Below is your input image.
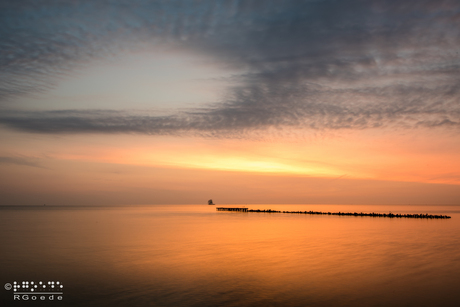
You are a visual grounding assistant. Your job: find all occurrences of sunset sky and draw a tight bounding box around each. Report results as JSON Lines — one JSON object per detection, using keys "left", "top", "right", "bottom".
{"left": 1, "top": 0, "right": 459, "bottom": 205}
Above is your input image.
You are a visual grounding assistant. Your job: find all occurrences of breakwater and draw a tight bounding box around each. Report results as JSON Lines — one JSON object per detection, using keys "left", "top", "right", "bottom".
{"left": 216, "top": 207, "right": 451, "bottom": 219}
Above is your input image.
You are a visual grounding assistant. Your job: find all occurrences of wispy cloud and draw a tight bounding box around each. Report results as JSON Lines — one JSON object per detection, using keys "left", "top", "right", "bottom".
{"left": 0, "top": 155, "right": 44, "bottom": 168}
{"left": 1, "top": 89, "right": 458, "bottom": 136}
{"left": 1, "top": 0, "right": 459, "bottom": 135}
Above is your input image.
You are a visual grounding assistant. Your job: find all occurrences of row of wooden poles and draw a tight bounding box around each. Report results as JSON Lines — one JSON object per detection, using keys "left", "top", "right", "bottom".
{"left": 215, "top": 207, "right": 451, "bottom": 219}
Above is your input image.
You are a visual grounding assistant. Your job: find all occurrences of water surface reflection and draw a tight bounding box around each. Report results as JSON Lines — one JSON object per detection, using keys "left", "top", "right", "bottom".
{"left": 1, "top": 204, "right": 459, "bottom": 306}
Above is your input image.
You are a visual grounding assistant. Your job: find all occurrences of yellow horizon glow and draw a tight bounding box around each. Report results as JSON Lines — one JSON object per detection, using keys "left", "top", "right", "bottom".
{"left": 2, "top": 127, "right": 456, "bottom": 186}
{"left": 1, "top": 127, "right": 460, "bottom": 206}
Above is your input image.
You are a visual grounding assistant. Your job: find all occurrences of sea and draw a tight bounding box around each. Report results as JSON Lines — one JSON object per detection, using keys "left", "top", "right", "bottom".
{"left": 1, "top": 204, "right": 459, "bottom": 307}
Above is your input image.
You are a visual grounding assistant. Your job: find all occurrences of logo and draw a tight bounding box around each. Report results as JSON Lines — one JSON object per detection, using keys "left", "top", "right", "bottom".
{"left": 4, "top": 281, "right": 64, "bottom": 301}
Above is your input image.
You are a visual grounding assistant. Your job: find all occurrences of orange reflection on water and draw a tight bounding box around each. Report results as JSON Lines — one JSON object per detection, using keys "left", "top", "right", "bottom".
{"left": 1, "top": 205, "right": 459, "bottom": 306}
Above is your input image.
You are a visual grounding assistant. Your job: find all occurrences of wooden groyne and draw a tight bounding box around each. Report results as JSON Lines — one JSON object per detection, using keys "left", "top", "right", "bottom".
{"left": 216, "top": 207, "right": 248, "bottom": 212}
{"left": 216, "top": 207, "right": 451, "bottom": 219}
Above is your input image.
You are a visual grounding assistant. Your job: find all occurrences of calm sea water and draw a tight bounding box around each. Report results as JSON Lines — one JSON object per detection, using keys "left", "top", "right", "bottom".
{"left": 1, "top": 204, "right": 460, "bottom": 306}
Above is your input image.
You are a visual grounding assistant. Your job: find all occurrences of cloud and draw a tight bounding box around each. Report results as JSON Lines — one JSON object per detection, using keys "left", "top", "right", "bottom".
{"left": 1, "top": 0, "right": 460, "bottom": 135}
{"left": 1, "top": 82, "right": 458, "bottom": 136}
{"left": 0, "top": 155, "right": 44, "bottom": 168}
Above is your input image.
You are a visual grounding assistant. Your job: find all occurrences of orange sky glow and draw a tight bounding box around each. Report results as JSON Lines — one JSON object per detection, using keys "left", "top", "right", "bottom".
{"left": 1, "top": 127, "right": 459, "bottom": 206}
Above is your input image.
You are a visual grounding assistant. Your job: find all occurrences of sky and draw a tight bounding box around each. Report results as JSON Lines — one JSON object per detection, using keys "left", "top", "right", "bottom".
{"left": 1, "top": 0, "right": 460, "bottom": 205}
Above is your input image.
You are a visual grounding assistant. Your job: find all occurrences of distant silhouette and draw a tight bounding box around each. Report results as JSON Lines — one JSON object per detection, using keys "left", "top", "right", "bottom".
{"left": 215, "top": 207, "right": 451, "bottom": 219}
{"left": 208, "top": 199, "right": 215, "bottom": 205}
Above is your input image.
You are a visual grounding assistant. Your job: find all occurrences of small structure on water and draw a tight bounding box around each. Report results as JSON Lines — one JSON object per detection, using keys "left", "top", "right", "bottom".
{"left": 208, "top": 199, "right": 215, "bottom": 205}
